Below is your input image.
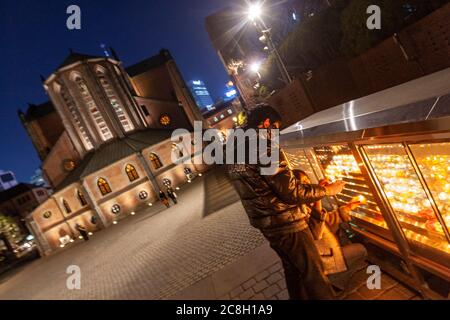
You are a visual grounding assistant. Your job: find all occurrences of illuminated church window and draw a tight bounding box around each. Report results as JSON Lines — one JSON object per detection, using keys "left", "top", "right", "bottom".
{"left": 96, "top": 67, "right": 134, "bottom": 133}
{"left": 111, "top": 204, "right": 121, "bottom": 214}
{"left": 77, "top": 190, "right": 87, "bottom": 206}
{"left": 97, "top": 178, "right": 112, "bottom": 196}
{"left": 73, "top": 74, "right": 113, "bottom": 141}
{"left": 125, "top": 164, "right": 139, "bottom": 182}
{"left": 159, "top": 114, "right": 171, "bottom": 126}
{"left": 57, "top": 83, "right": 93, "bottom": 150}
{"left": 172, "top": 143, "right": 184, "bottom": 158}
{"left": 62, "top": 199, "right": 72, "bottom": 214}
{"left": 63, "top": 159, "right": 76, "bottom": 172}
{"left": 138, "top": 190, "right": 148, "bottom": 200}
{"left": 149, "top": 153, "right": 163, "bottom": 170}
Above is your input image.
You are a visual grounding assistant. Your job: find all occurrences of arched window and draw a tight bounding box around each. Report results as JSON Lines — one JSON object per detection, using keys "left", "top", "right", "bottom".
{"left": 125, "top": 164, "right": 139, "bottom": 182}
{"left": 57, "top": 82, "right": 93, "bottom": 150}
{"left": 97, "top": 178, "right": 112, "bottom": 196}
{"left": 149, "top": 153, "right": 163, "bottom": 170}
{"left": 96, "top": 67, "right": 134, "bottom": 132}
{"left": 77, "top": 190, "right": 87, "bottom": 206}
{"left": 171, "top": 143, "right": 184, "bottom": 158}
{"left": 62, "top": 199, "right": 72, "bottom": 214}
{"left": 72, "top": 73, "right": 113, "bottom": 141}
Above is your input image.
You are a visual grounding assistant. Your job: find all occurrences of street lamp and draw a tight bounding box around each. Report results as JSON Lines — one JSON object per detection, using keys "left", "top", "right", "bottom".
{"left": 250, "top": 61, "right": 261, "bottom": 74}
{"left": 247, "top": 3, "right": 262, "bottom": 21}
{"left": 246, "top": 2, "right": 292, "bottom": 85}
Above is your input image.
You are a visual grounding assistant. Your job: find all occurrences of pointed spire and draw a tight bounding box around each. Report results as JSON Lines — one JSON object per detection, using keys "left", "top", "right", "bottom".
{"left": 110, "top": 47, "right": 120, "bottom": 61}
{"left": 18, "top": 109, "right": 26, "bottom": 122}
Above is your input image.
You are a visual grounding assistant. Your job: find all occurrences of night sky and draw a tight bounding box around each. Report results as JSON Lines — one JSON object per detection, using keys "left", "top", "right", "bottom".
{"left": 0, "top": 0, "right": 232, "bottom": 182}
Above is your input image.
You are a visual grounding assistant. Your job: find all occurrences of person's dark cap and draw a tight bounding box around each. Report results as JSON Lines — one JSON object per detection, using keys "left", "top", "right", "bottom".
{"left": 245, "top": 103, "right": 281, "bottom": 129}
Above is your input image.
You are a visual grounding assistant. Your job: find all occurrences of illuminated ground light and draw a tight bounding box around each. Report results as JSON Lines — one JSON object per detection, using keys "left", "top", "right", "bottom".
{"left": 88, "top": 232, "right": 93, "bottom": 236}
{"left": 78, "top": 236, "right": 83, "bottom": 239}
{"left": 60, "top": 244, "right": 65, "bottom": 248}
{"left": 198, "top": 173, "right": 203, "bottom": 177}
{"left": 113, "top": 221, "right": 118, "bottom": 225}
{"left": 130, "top": 211, "right": 136, "bottom": 215}
{"left": 187, "top": 180, "right": 192, "bottom": 183}
{"left": 69, "top": 239, "right": 74, "bottom": 243}
{"left": 175, "top": 187, "right": 180, "bottom": 190}
{"left": 148, "top": 203, "right": 153, "bottom": 206}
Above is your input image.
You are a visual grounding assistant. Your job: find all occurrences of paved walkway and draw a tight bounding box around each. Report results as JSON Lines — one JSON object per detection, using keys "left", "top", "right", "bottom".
{"left": 0, "top": 169, "right": 266, "bottom": 299}
{"left": 0, "top": 167, "right": 421, "bottom": 300}
{"left": 171, "top": 242, "right": 421, "bottom": 300}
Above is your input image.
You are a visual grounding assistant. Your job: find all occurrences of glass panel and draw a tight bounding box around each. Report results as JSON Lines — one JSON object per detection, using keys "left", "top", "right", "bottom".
{"left": 364, "top": 143, "right": 450, "bottom": 254}
{"left": 313, "top": 145, "right": 387, "bottom": 229}
{"left": 285, "top": 148, "right": 336, "bottom": 210}
{"left": 284, "top": 148, "right": 321, "bottom": 184}
{"left": 409, "top": 142, "right": 450, "bottom": 236}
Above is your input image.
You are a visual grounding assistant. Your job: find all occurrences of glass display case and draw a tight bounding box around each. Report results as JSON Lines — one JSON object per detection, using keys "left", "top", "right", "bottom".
{"left": 280, "top": 92, "right": 450, "bottom": 297}
{"left": 284, "top": 148, "right": 322, "bottom": 184}
{"left": 285, "top": 148, "right": 335, "bottom": 209}
{"left": 363, "top": 144, "right": 450, "bottom": 255}
{"left": 409, "top": 142, "right": 450, "bottom": 235}
{"left": 312, "top": 145, "right": 388, "bottom": 229}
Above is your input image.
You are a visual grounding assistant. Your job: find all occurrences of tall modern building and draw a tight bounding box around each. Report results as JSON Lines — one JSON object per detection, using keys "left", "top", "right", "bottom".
{"left": 30, "top": 169, "right": 49, "bottom": 188}
{"left": 188, "top": 80, "right": 214, "bottom": 113}
{"left": 0, "top": 170, "right": 18, "bottom": 191}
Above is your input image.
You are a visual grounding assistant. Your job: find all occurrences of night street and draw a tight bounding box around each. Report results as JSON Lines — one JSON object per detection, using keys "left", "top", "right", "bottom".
{"left": 0, "top": 169, "right": 267, "bottom": 299}
{"left": 1, "top": 0, "right": 449, "bottom": 306}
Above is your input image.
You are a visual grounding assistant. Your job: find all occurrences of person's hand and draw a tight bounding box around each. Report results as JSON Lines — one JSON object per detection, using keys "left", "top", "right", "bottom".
{"left": 346, "top": 201, "right": 361, "bottom": 211}
{"left": 324, "top": 180, "right": 346, "bottom": 196}
{"left": 314, "top": 200, "right": 322, "bottom": 212}
{"left": 319, "top": 179, "right": 331, "bottom": 187}
{"left": 339, "top": 207, "right": 352, "bottom": 222}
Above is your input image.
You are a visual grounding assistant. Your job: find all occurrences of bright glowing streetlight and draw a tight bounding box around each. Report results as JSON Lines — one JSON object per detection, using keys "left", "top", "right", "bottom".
{"left": 247, "top": 3, "right": 262, "bottom": 21}
{"left": 250, "top": 61, "right": 261, "bottom": 74}
{"left": 245, "top": 2, "right": 292, "bottom": 85}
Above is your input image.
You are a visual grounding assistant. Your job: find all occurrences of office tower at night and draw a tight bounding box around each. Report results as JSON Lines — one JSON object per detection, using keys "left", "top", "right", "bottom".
{"left": 0, "top": 170, "right": 18, "bottom": 191}
{"left": 188, "top": 80, "right": 214, "bottom": 112}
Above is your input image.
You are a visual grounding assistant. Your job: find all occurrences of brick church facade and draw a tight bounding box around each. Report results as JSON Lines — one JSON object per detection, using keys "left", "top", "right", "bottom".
{"left": 19, "top": 49, "right": 207, "bottom": 255}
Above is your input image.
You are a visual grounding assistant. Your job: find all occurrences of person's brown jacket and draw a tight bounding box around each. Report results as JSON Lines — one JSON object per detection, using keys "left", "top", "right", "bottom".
{"left": 226, "top": 151, "right": 327, "bottom": 237}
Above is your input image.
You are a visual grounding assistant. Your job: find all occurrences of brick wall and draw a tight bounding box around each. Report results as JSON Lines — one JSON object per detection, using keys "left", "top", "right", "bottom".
{"left": 275, "top": 4, "right": 450, "bottom": 123}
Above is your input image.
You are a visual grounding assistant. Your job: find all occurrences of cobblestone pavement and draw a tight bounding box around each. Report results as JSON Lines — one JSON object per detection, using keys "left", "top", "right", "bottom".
{"left": 0, "top": 171, "right": 266, "bottom": 300}
{"left": 220, "top": 260, "right": 421, "bottom": 300}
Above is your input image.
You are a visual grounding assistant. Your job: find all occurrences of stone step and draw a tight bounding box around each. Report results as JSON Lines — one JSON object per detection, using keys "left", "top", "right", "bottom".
{"left": 203, "top": 167, "right": 240, "bottom": 216}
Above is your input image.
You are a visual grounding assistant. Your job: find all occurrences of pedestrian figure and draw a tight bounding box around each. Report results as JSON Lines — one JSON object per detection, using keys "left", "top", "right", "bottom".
{"left": 226, "top": 104, "right": 346, "bottom": 300}
{"left": 166, "top": 186, "right": 178, "bottom": 205}
{"left": 159, "top": 190, "right": 170, "bottom": 208}
{"left": 75, "top": 223, "right": 89, "bottom": 241}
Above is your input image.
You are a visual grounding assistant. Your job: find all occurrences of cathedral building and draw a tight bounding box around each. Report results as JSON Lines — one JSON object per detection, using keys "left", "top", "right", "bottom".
{"left": 19, "top": 49, "right": 207, "bottom": 255}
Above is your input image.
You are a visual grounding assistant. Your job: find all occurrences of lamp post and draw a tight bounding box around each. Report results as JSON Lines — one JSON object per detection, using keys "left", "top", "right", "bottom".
{"left": 249, "top": 61, "right": 262, "bottom": 79}
{"left": 247, "top": 2, "right": 292, "bottom": 85}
